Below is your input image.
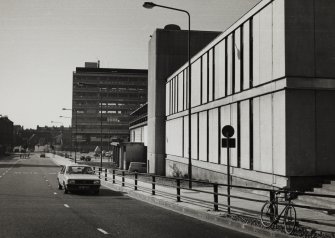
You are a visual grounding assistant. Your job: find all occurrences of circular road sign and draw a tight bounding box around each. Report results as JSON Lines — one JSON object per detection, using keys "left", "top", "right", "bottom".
{"left": 222, "top": 125, "right": 235, "bottom": 138}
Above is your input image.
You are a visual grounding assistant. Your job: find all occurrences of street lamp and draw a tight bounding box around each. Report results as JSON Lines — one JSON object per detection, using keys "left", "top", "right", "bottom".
{"left": 143, "top": 2, "right": 193, "bottom": 188}
{"left": 60, "top": 115, "right": 72, "bottom": 159}
{"left": 63, "top": 108, "right": 78, "bottom": 163}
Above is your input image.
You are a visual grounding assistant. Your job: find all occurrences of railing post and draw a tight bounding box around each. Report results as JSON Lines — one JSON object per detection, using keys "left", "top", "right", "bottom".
{"left": 176, "top": 179, "right": 181, "bottom": 202}
{"left": 213, "top": 183, "right": 219, "bottom": 211}
{"left": 269, "top": 190, "right": 276, "bottom": 219}
{"left": 112, "top": 169, "right": 115, "bottom": 184}
{"left": 98, "top": 167, "right": 101, "bottom": 179}
{"left": 105, "top": 168, "right": 107, "bottom": 181}
{"left": 135, "top": 172, "right": 138, "bottom": 190}
{"left": 122, "top": 171, "right": 125, "bottom": 187}
{"left": 152, "top": 175, "right": 156, "bottom": 195}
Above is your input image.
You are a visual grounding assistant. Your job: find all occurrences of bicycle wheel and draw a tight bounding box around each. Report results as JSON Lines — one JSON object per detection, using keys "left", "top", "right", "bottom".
{"left": 260, "top": 201, "right": 275, "bottom": 228}
{"left": 284, "top": 205, "right": 296, "bottom": 234}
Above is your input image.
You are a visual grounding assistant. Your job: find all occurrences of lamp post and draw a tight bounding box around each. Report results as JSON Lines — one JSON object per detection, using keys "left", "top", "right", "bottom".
{"left": 62, "top": 108, "right": 78, "bottom": 163}
{"left": 143, "top": 2, "right": 192, "bottom": 188}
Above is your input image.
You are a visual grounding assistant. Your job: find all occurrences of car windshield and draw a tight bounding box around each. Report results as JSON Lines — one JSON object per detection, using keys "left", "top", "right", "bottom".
{"left": 66, "top": 166, "right": 94, "bottom": 174}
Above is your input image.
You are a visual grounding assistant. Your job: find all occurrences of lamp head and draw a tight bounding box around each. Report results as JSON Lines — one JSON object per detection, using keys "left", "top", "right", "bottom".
{"left": 143, "top": 2, "right": 156, "bottom": 9}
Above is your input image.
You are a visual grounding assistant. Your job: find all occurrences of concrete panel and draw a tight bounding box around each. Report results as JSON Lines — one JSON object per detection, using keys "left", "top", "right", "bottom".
{"left": 202, "top": 54, "right": 208, "bottom": 104}
{"left": 259, "top": 4, "right": 273, "bottom": 85}
{"left": 252, "top": 14, "right": 260, "bottom": 86}
{"left": 199, "top": 111, "right": 208, "bottom": 162}
{"left": 184, "top": 70, "right": 188, "bottom": 110}
{"left": 183, "top": 116, "right": 189, "bottom": 158}
{"left": 234, "top": 28, "right": 241, "bottom": 93}
{"left": 272, "top": 0, "right": 285, "bottom": 80}
{"left": 240, "top": 100, "right": 250, "bottom": 169}
{"left": 227, "top": 35, "right": 233, "bottom": 95}
{"left": 191, "top": 59, "right": 201, "bottom": 107}
{"left": 230, "top": 103, "right": 238, "bottom": 167}
{"left": 214, "top": 40, "right": 226, "bottom": 99}
{"left": 315, "top": 0, "right": 335, "bottom": 78}
{"left": 191, "top": 114, "right": 198, "bottom": 160}
{"left": 208, "top": 49, "right": 214, "bottom": 101}
{"left": 243, "top": 21, "right": 250, "bottom": 90}
{"left": 143, "top": 125, "right": 148, "bottom": 146}
{"left": 273, "top": 91, "right": 286, "bottom": 176}
{"left": 315, "top": 91, "right": 335, "bottom": 174}
{"left": 253, "top": 97, "right": 261, "bottom": 171}
{"left": 220, "top": 105, "right": 231, "bottom": 165}
{"left": 208, "top": 109, "right": 219, "bottom": 164}
{"left": 178, "top": 72, "right": 184, "bottom": 112}
{"left": 286, "top": 90, "right": 316, "bottom": 176}
{"left": 166, "top": 118, "right": 183, "bottom": 157}
{"left": 285, "top": 0, "right": 315, "bottom": 77}
{"left": 166, "top": 83, "right": 170, "bottom": 116}
{"left": 259, "top": 94, "right": 273, "bottom": 173}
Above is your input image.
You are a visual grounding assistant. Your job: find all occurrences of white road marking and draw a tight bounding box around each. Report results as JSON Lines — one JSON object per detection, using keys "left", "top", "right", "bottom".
{"left": 97, "top": 228, "right": 109, "bottom": 235}
{"left": 45, "top": 180, "right": 48, "bottom": 182}
{"left": 48, "top": 173, "right": 57, "bottom": 175}
{"left": 53, "top": 192, "right": 57, "bottom": 195}
{"left": 64, "top": 204, "right": 70, "bottom": 208}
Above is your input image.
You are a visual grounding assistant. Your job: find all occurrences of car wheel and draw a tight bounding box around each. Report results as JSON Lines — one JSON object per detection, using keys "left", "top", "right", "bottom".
{"left": 58, "top": 181, "right": 62, "bottom": 190}
{"left": 94, "top": 190, "right": 99, "bottom": 195}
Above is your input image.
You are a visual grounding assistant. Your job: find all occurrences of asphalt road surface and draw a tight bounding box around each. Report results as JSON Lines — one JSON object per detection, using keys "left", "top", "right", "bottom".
{"left": 0, "top": 154, "right": 256, "bottom": 238}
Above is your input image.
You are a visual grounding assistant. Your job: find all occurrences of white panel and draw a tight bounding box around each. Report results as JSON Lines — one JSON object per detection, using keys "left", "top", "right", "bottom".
{"left": 260, "top": 94, "right": 273, "bottom": 173}
{"left": 199, "top": 111, "right": 208, "bottom": 162}
{"left": 183, "top": 116, "right": 189, "bottom": 158}
{"left": 166, "top": 118, "right": 183, "bottom": 157}
{"left": 209, "top": 109, "right": 219, "bottom": 163}
{"left": 240, "top": 100, "right": 250, "bottom": 169}
{"left": 227, "top": 35, "right": 233, "bottom": 95}
{"left": 230, "top": 103, "right": 238, "bottom": 167}
{"left": 143, "top": 125, "right": 148, "bottom": 146}
{"left": 166, "top": 83, "right": 170, "bottom": 116}
{"left": 214, "top": 40, "right": 226, "bottom": 99}
{"left": 178, "top": 73, "right": 184, "bottom": 112}
{"left": 202, "top": 54, "right": 208, "bottom": 103}
{"left": 273, "top": 91, "right": 286, "bottom": 175}
{"left": 243, "top": 21, "right": 250, "bottom": 90}
{"left": 191, "top": 114, "right": 198, "bottom": 160}
{"left": 253, "top": 14, "right": 260, "bottom": 86}
{"left": 272, "top": 0, "right": 285, "bottom": 79}
{"left": 259, "top": 4, "right": 273, "bottom": 84}
{"left": 208, "top": 49, "right": 214, "bottom": 101}
{"left": 134, "top": 127, "right": 142, "bottom": 142}
{"left": 171, "top": 80, "right": 174, "bottom": 114}
{"left": 253, "top": 97, "right": 261, "bottom": 170}
{"left": 234, "top": 29, "right": 241, "bottom": 93}
{"left": 220, "top": 105, "right": 231, "bottom": 165}
{"left": 184, "top": 71, "right": 188, "bottom": 110}
{"left": 191, "top": 59, "right": 201, "bottom": 107}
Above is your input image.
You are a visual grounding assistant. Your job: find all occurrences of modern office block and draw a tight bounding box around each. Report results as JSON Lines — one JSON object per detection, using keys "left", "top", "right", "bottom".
{"left": 165, "top": 0, "right": 335, "bottom": 190}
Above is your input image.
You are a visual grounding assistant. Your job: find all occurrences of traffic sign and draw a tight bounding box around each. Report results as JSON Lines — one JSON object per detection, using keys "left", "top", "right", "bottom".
{"left": 222, "top": 125, "right": 235, "bottom": 138}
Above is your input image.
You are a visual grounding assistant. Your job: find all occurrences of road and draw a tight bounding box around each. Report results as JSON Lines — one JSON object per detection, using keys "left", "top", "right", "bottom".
{"left": 0, "top": 154, "right": 256, "bottom": 238}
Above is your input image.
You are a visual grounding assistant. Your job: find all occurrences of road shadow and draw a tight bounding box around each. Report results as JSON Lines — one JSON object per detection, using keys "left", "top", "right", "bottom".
{"left": 68, "top": 188, "right": 128, "bottom": 198}
{"left": 13, "top": 164, "right": 60, "bottom": 168}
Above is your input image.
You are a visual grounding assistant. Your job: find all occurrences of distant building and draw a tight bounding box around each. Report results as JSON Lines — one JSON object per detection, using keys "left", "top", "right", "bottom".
{"left": 72, "top": 62, "right": 148, "bottom": 152}
{"left": 0, "top": 116, "right": 13, "bottom": 155}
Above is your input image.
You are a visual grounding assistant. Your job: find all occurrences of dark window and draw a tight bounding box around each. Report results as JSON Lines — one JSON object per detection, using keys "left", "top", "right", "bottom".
{"left": 249, "top": 99, "right": 253, "bottom": 170}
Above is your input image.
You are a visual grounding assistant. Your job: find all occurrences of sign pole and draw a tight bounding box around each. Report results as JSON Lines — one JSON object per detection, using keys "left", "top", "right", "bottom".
{"left": 227, "top": 135, "right": 231, "bottom": 215}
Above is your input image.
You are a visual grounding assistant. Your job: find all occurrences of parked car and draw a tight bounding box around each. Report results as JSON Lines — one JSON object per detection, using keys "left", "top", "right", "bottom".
{"left": 105, "top": 151, "right": 112, "bottom": 157}
{"left": 57, "top": 164, "right": 100, "bottom": 194}
{"left": 85, "top": 155, "right": 91, "bottom": 161}
{"left": 128, "top": 162, "right": 147, "bottom": 173}
{"left": 40, "top": 153, "right": 46, "bottom": 158}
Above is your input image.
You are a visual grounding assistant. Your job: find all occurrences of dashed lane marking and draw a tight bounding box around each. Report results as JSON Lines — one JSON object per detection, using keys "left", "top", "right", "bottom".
{"left": 64, "top": 204, "right": 70, "bottom": 208}
{"left": 54, "top": 192, "right": 57, "bottom": 195}
{"left": 97, "top": 228, "right": 109, "bottom": 235}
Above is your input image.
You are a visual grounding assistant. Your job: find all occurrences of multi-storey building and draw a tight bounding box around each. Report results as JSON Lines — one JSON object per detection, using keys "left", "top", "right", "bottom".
{"left": 0, "top": 116, "right": 13, "bottom": 155}
{"left": 162, "top": 0, "right": 335, "bottom": 190}
{"left": 72, "top": 62, "right": 147, "bottom": 152}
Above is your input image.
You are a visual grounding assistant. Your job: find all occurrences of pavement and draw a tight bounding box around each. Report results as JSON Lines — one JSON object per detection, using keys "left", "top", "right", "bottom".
{"left": 49, "top": 153, "right": 335, "bottom": 238}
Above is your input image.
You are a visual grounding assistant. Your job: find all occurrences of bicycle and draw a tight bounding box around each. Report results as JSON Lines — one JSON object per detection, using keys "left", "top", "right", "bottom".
{"left": 260, "top": 190, "right": 298, "bottom": 234}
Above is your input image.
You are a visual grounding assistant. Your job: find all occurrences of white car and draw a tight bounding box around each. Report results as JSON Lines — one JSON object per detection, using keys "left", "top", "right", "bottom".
{"left": 57, "top": 164, "right": 101, "bottom": 194}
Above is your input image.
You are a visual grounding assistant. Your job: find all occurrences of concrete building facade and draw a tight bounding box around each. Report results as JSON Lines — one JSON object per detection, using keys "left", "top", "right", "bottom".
{"left": 165, "top": 0, "right": 335, "bottom": 189}
{"left": 0, "top": 116, "right": 13, "bottom": 155}
{"left": 72, "top": 62, "right": 147, "bottom": 152}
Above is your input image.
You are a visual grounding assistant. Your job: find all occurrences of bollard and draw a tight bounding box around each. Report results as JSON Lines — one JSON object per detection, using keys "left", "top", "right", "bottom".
{"left": 176, "top": 179, "right": 181, "bottom": 202}
{"left": 112, "top": 169, "right": 115, "bottom": 184}
{"left": 105, "top": 168, "right": 107, "bottom": 181}
{"left": 122, "top": 171, "right": 125, "bottom": 187}
{"left": 135, "top": 172, "right": 138, "bottom": 190}
{"left": 213, "top": 183, "right": 219, "bottom": 211}
{"left": 152, "top": 176, "right": 156, "bottom": 195}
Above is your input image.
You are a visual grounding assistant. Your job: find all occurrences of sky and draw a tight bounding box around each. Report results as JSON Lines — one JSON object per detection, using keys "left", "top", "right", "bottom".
{"left": 0, "top": 0, "right": 260, "bottom": 129}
